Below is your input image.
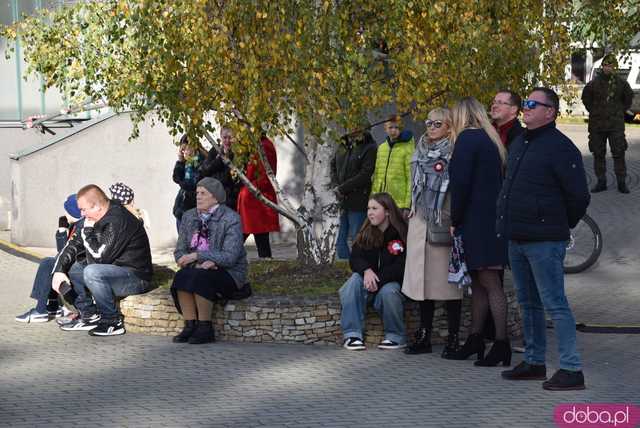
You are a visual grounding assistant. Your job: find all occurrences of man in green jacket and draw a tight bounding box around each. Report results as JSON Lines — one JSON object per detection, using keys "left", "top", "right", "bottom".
{"left": 371, "top": 115, "right": 415, "bottom": 211}
{"left": 582, "top": 54, "right": 634, "bottom": 194}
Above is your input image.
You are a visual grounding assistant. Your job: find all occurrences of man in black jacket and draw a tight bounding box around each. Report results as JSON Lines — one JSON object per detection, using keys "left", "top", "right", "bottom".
{"left": 52, "top": 184, "right": 153, "bottom": 336}
{"left": 497, "top": 88, "right": 590, "bottom": 391}
{"left": 330, "top": 131, "right": 377, "bottom": 259}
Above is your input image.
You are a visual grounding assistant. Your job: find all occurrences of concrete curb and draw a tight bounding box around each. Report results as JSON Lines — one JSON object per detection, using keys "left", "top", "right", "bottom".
{"left": 0, "top": 238, "right": 43, "bottom": 264}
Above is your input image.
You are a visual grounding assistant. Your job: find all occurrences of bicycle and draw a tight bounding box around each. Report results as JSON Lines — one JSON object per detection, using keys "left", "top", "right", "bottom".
{"left": 564, "top": 213, "right": 602, "bottom": 274}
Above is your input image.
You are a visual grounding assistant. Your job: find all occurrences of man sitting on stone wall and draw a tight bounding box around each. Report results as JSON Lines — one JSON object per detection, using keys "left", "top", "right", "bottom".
{"left": 52, "top": 184, "right": 154, "bottom": 336}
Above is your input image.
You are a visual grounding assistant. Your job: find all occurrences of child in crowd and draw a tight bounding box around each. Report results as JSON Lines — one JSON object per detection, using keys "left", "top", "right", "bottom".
{"left": 339, "top": 192, "right": 408, "bottom": 350}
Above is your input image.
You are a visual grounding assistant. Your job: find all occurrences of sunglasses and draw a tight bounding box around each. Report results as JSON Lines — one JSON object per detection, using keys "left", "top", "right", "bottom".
{"left": 522, "top": 99, "right": 553, "bottom": 110}
{"left": 425, "top": 120, "right": 444, "bottom": 129}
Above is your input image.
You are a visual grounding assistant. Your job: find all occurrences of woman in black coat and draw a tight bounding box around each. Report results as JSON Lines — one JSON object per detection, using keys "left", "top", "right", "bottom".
{"left": 447, "top": 97, "right": 510, "bottom": 367}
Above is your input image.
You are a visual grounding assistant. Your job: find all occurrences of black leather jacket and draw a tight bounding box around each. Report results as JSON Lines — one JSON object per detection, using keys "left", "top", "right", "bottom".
{"left": 53, "top": 202, "right": 153, "bottom": 281}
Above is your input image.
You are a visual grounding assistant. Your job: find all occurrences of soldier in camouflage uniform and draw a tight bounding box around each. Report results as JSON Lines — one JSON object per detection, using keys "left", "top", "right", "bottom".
{"left": 582, "top": 54, "right": 634, "bottom": 193}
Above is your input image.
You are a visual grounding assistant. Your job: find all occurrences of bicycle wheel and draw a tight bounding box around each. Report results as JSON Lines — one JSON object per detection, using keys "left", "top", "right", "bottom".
{"left": 564, "top": 214, "right": 602, "bottom": 274}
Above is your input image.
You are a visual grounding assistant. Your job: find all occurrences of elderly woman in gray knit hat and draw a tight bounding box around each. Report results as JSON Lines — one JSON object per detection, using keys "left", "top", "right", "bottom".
{"left": 171, "top": 177, "right": 248, "bottom": 344}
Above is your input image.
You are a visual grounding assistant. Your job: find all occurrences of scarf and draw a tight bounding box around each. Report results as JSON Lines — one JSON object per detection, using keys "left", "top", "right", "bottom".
{"left": 411, "top": 134, "right": 451, "bottom": 224}
{"left": 448, "top": 231, "right": 472, "bottom": 292}
{"left": 190, "top": 206, "right": 217, "bottom": 252}
{"left": 184, "top": 154, "right": 203, "bottom": 187}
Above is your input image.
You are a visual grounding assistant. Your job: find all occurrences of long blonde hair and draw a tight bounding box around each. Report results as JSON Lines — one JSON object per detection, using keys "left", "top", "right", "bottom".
{"left": 450, "top": 97, "right": 507, "bottom": 165}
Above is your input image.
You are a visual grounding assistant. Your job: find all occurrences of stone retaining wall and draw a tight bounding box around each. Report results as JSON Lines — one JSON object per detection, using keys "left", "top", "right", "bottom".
{"left": 121, "top": 277, "right": 522, "bottom": 346}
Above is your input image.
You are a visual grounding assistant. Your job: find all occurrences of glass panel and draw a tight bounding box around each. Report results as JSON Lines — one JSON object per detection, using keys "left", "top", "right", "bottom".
{"left": 20, "top": 69, "right": 43, "bottom": 118}
{"left": 43, "top": 85, "right": 65, "bottom": 116}
{"left": 0, "top": 37, "right": 18, "bottom": 120}
{"left": 16, "top": 1, "right": 38, "bottom": 19}
{"left": 0, "top": 1, "right": 13, "bottom": 26}
{"left": 41, "top": 0, "right": 63, "bottom": 11}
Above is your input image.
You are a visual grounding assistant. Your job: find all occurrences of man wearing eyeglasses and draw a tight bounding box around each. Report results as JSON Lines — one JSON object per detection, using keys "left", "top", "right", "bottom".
{"left": 497, "top": 87, "right": 590, "bottom": 391}
{"left": 582, "top": 54, "right": 634, "bottom": 193}
{"left": 490, "top": 90, "right": 524, "bottom": 148}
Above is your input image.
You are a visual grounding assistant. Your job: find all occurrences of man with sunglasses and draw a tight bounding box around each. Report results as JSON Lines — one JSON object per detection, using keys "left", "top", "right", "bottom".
{"left": 490, "top": 90, "right": 524, "bottom": 149}
{"left": 582, "top": 54, "right": 634, "bottom": 193}
{"left": 497, "top": 87, "right": 590, "bottom": 391}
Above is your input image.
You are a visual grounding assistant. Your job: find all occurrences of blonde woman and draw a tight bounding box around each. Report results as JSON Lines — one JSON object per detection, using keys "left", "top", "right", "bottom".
{"left": 402, "top": 108, "right": 462, "bottom": 357}
{"left": 446, "top": 97, "right": 510, "bottom": 367}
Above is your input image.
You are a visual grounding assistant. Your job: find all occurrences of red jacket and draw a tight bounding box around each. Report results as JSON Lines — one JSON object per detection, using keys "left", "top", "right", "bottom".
{"left": 237, "top": 137, "right": 280, "bottom": 234}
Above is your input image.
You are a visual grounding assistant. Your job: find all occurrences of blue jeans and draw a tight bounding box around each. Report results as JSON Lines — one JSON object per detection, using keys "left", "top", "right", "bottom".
{"left": 339, "top": 273, "right": 406, "bottom": 344}
{"left": 30, "top": 257, "right": 94, "bottom": 316}
{"left": 84, "top": 264, "right": 150, "bottom": 321}
{"left": 336, "top": 210, "right": 367, "bottom": 260}
{"left": 508, "top": 240, "right": 581, "bottom": 371}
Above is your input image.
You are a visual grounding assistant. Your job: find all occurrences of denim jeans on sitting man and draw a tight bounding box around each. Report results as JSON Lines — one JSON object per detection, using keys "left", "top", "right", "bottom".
{"left": 339, "top": 272, "right": 406, "bottom": 345}
{"left": 508, "top": 240, "right": 581, "bottom": 371}
{"left": 31, "top": 257, "right": 94, "bottom": 316}
{"left": 83, "top": 264, "right": 151, "bottom": 322}
{"left": 336, "top": 210, "right": 367, "bottom": 260}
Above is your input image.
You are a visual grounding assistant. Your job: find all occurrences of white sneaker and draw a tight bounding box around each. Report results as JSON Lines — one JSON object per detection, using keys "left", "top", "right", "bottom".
{"left": 343, "top": 337, "right": 366, "bottom": 351}
{"left": 59, "top": 314, "right": 101, "bottom": 331}
{"left": 15, "top": 308, "right": 50, "bottom": 323}
{"left": 377, "top": 339, "right": 406, "bottom": 350}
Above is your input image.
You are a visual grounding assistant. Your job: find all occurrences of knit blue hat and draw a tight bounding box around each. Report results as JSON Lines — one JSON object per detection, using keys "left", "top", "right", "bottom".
{"left": 63, "top": 194, "right": 81, "bottom": 219}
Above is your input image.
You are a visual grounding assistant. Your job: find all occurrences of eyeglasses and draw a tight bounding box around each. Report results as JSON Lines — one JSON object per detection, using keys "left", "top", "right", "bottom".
{"left": 425, "top": 120, "right": 444, "bottom": 129}
{"left": 491, "top": 100, "right": 514, "bottom": 107}
{"left": 522, "top": 99, "right": 553, "bottom": 110}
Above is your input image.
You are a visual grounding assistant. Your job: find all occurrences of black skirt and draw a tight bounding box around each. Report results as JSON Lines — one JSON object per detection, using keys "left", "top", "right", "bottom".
{"left": 170, "top": 267, "right": 238, "bottom": 314}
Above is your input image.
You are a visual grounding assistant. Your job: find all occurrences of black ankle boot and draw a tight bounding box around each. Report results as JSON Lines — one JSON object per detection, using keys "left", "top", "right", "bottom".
{"left": 173, "top": 319, "right": 197, "bottom": 343}
{"left": 188, "top": 320, "right": 216, "bottom": 344}
{"left": 404, "top": 328, "right": 432, "bottom": 354}
{"left": 441, "top": 333, "right": 460, "bottom": 358}
{"left": 475, "top": 339, "right": 512, "bottom": 367}
{"left": 591, "top": 178, "right": 607, "bottom": 193}
{"left": 617, "top": 176, "right": 630, "bottom": 194}
{"left": 444, "top": 333, "right": 485, "bottom": 360}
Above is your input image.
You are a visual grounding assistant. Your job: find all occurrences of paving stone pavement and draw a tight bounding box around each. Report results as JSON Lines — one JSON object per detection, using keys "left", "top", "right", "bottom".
{"left": 1, "top": 124, "right": 639, "bottom": 428}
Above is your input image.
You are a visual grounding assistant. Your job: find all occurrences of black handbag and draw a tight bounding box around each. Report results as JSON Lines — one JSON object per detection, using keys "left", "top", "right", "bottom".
{"left": 427, "top": 219, "right": 452, "bottom": 246}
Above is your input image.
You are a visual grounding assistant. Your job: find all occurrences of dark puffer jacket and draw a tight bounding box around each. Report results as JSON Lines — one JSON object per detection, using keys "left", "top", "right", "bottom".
{"left": 349, "top": 226, "right": 406, "bottom": 287}
{"left": 330, "top": 133, "right": 377, "bottom": 211}
{"left": 53, "top": 202, "right": 153, "bottom": 281}
{"left": 496, "top": 122, "right": 590, "bottom": 242}
{"left": 582, "top": 71, "right": 633, "bottom": 132}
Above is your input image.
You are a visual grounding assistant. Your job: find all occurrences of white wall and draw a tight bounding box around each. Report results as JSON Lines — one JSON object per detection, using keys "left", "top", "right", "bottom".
{"left": 8, "top": 112, "right": 304, "bottom": 248}
{"left": 0, "top": 128, "right": 51, "bottom": 230}
{"left": 10, "top": 113, "right": 178, "bottom": 247}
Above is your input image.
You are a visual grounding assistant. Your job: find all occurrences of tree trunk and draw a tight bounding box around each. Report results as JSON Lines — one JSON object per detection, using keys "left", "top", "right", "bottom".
{"left": 295, "top": 133, "right": 341, "bottom": 265}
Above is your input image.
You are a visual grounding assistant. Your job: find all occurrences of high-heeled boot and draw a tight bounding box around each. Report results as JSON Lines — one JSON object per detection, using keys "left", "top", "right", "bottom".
{"left": 441, "top": 333, "right": 460, "bottom": 359}
{"left": 404, "top": 328, "right": 432, "bottom": 354}
{"left": 188, "top": 320, "right": 216, "bottom": 344}
{"left": 444, "top": 333, "right": 485, "bottom": 360}
{"left": 475, "top": 339, "right": 511, "bottom": 367}
{"left": 172, "top": 319, "right": 197, "bottom": 343}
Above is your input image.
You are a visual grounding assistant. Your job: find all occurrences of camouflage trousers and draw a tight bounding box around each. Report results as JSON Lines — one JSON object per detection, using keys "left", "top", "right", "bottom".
{"left": 588, "top": 130, "right": 628, "bottom": 179}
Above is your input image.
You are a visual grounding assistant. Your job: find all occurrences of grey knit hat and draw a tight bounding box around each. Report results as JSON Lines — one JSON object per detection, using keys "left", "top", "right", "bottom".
{"left": 197, "top": 177, "right": 226, "bottom": 204}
